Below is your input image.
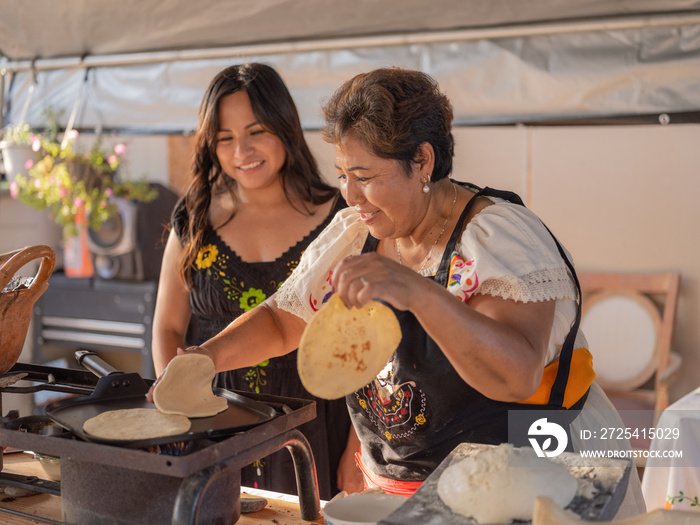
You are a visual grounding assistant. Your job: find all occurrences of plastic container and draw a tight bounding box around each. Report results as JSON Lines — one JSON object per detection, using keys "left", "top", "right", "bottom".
{"left": 33, "top": 453, "right": 61, "bottom": 481}
{"left": 323, "top": 493, "right": 407, "bottom": 525}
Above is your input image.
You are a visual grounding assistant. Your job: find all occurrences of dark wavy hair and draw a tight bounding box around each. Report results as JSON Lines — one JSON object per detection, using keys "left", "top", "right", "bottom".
{"left": 178, "top": 63, "right": 338, "bottom": 287}
{"left": 321, "top": 67, "right": 454, "bottom": 180}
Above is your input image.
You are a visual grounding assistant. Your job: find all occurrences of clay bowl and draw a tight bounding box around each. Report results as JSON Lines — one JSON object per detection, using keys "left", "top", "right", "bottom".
{"left": 0, "top": 245, "right": 56, "bottom": 374}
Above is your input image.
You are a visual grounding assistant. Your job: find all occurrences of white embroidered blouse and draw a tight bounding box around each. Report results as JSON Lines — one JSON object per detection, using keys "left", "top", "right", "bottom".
{"left": 274, "top": 196, "right": 585, "bottom": 365}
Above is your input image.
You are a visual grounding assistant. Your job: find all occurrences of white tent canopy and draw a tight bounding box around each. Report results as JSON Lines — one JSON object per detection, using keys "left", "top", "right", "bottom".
{"left": 2, "top": 0, "right": 700, "bottom": 132}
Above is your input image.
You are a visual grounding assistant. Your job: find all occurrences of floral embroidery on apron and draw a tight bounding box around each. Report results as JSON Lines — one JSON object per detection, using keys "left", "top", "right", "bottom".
{"left": 355, "top": 359, "right": 428, "bottom": 442}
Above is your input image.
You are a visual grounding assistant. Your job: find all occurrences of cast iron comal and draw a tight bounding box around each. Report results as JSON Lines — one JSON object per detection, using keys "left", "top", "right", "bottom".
{"left": 0, "top": 352, "right": 321, "bottom": 524}
{"left": 45, "top": 350, "right": 276, "bottom": 448}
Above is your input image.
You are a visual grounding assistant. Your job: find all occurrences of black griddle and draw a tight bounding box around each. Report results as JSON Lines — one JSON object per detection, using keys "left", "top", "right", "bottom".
{"left": 0, "top": 358, "right": 322, "bottom": 524}
{"left": 44, "top": 351, "right": 276, "bottom": 448}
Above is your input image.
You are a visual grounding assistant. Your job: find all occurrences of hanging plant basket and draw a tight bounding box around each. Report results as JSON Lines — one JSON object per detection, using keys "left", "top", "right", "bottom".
{"left": 65, "top": 159, "right": 116, "bottom": 192}
{"left": 1, "top": 141, "right": 42, "bottom": 183}
{"left": 10, "top": 128, "right": 157, "bottom": 239}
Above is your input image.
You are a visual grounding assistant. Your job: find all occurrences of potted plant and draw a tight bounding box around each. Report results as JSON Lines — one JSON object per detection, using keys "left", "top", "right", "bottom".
{"left": 9, "top": 129, "right": 157, "bottom": 277}
{"left": 0, "top": 122, "right": 42, "bottom": 183}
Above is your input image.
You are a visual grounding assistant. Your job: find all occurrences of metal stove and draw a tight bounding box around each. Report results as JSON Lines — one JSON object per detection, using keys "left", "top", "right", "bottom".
{"left": 0, "top": 361, "right": 321, "bottom": 524}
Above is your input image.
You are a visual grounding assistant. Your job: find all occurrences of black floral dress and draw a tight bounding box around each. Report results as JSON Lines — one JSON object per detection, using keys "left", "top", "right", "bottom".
{"left": 172, "top": 195, "right": 350, "bottom": 500}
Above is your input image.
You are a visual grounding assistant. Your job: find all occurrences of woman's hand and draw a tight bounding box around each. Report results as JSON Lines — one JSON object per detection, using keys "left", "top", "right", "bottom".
{"left": 332, "top": 251, "right": 556, "bottom": 403}
{"left": 145, "top": 346, "right": 215, "bottom": 403}
{"left": 336, "top": 426, "right": 364, "bottom": 494}
{"left": 176, "top": 345, "right": 217, "bottom": 360}
{"left": 336, "top": 449, "right": 365, "bottom": 494}
{"left": 331, "top": 252, "right": 430, "bottom": 311}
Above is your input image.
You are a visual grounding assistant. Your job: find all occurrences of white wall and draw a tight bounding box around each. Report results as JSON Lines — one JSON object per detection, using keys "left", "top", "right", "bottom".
{"left": 118, "top": 135, "right": 170, "bottom": 187}
{"left": 528, "top": 125, "right": 700, "bottom": 404}
{"left": 0, "top": 196, "right": 62, "bottom": 262}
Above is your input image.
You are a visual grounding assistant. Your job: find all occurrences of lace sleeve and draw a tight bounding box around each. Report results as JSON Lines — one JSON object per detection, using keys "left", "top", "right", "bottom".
{"left": 448, "top": 201, "right": 579, "bottom": 363}
{"left": 274, "top": 208, "right": 368, "bottom": 323}
{"left": 448, "top": 201, "right": 576, "bottom": 304}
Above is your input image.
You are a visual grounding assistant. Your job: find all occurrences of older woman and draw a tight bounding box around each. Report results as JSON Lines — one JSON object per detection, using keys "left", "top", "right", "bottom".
{"left": 160, "top": 67, "right": 645, "bottom": 515}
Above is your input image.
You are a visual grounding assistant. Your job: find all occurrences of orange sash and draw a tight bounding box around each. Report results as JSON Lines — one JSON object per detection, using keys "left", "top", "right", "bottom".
{"left": 517, "top": 347, "right": 596, "bottom": 409}
{"left": 355, "top": 451, "right": 422, "bottom": 497}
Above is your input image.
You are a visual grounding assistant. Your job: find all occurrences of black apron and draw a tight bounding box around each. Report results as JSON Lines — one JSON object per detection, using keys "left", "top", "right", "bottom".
{"left": 346, "top": 182, "right": 586, "bottom": 481}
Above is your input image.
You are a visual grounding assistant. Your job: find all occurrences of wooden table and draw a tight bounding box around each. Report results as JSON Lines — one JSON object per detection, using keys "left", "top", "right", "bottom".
{"left": 0, "top": 452, "right": 324, "bottom": 524}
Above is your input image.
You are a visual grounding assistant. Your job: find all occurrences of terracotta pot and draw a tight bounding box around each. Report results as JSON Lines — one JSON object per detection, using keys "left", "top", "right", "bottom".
{"left": 0, "top": 245, "right": 56, "bottom": 374}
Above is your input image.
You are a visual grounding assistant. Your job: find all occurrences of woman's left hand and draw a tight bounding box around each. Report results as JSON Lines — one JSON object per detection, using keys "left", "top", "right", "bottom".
{"left": 145, "top": 346, "right": 215, "bottom": 403}
{"left": 336, "top": 447, "right": 365, "bottom": 494}
{"left": 331, "top": 251, "right": 430, "bottom": 311}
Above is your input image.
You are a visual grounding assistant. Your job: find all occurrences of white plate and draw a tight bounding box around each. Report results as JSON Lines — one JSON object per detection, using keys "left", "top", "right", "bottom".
{"left": 324, "top": 493, "right": 408, "bottom": 525}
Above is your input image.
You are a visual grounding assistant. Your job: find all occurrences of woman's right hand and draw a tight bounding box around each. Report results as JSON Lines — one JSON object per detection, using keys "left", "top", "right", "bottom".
{"left": 331, "top": 251, "right": 432, "bottom": 312}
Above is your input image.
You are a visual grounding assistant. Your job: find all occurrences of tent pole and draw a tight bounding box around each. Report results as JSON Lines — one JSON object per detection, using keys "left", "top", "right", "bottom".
{"left": 4, "top": 12, "right": 700, "bottom": 74}
{"left": 0, "top": 68, "right": 7, "bottom": 128}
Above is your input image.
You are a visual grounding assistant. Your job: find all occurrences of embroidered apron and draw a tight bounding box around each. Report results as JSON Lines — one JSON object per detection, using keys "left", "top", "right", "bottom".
{"left": 347, "top": 183, "right": 590, "bottom": 482}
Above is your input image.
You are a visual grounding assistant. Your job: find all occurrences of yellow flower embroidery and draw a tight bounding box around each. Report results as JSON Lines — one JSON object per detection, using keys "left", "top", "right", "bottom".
{"left": 251, "top": 458, "right": 266, "bottom": 476}
{"left": 385, "top": 431, "right": 392, "bottom": 441}
{"left": 359, "top": 399, "right": 367, "bottom": 409}
{"left": 416, "top": 414, "right": 426, "bottom": 425}
{"left": 244, "top": 360, "right": 270, "bottom": 393}
{"left": 239, "top": 288, "right": 267, "bottom": 312}
{"left": 195, "top": 244, "right": 218, "bottom": 269}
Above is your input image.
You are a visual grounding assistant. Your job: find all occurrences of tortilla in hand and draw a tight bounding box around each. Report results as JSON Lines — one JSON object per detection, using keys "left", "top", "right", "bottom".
{"left": 83, "top": 408, "right": 191, "bottom": 440}
{"left": 298, "top": 294, "right": 402, "bottom": 399}
{"left": 153, "top": 353, "right": 229, "bottom": 418}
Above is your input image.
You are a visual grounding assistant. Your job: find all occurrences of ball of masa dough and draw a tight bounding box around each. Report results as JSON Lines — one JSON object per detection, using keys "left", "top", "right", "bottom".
{"left": 437, "top": 444, "right": 578, "bottom": 523}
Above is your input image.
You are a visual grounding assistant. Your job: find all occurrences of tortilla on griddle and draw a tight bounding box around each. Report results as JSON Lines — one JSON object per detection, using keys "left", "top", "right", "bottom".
{"left": 83, "top": 408, "right": 191, "bottom": 440}
{"left": 153, "top": 353, "right": 229, "bottom": 418}
{"left": 298, "top": 294, "right": 402, "bottom": 400}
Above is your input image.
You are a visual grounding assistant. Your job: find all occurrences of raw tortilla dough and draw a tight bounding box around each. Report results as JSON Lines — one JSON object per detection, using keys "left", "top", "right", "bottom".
{"left": 437, "top": 444, "right": 578, "bottom": 524}
{"left": 298, "top": 294, "right": 402, "bottom": 400}
{"left": 153, "top": 353, "right": 228, "bottom": 418}
{"left": 83, "top": 408, "right": 191, "bottom": 440}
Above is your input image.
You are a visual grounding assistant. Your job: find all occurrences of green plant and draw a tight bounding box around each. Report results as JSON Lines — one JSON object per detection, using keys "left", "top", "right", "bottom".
{"left": 1, "top": 122, "right": 37, "bottom": 146}
{"left": 9, "top": 129, "right": 157, "bottom": 236}
{"left": 667, "top": 491, "right": 700, "bottom": 508}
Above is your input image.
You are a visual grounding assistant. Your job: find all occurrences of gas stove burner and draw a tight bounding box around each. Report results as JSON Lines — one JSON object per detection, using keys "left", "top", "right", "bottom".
{"left": 156, "top": 440, "right": 198, "bottom": 456}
